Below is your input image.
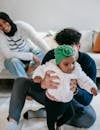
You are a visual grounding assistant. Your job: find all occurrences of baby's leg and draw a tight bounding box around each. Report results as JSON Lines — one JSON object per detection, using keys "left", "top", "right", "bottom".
{"left": 45, "top": 96, "right": 60, "bottom": 130}
{"left": 57, "top": 102, "right": 74, "bottom": 127}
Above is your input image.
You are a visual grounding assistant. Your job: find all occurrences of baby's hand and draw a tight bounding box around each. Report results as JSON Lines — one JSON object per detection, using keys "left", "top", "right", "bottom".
{"left": 91, "top": 87, "right": 98, "bottom": 96}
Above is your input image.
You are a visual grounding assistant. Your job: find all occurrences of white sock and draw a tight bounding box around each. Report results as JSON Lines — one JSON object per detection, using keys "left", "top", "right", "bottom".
{"left": 7, "top": 121, "right": 18, "bottom": 130}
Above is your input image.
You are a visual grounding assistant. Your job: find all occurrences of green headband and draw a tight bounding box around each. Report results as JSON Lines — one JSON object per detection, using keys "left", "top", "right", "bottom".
{"left": 54, "top": 45, "right": 74, "bottom": 64}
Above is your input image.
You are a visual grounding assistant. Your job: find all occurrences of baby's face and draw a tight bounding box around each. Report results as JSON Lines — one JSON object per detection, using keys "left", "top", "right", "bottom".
{"left": 58, "top": 56, "right": 76, "bottom": 73}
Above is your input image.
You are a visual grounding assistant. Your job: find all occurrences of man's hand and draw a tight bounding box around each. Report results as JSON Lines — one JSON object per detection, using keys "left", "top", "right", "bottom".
{"left": 70, "top": 79, "right": 78, "bottom": 94}
{"left": 41, "top": 70, "right": 60, "bottom": 89}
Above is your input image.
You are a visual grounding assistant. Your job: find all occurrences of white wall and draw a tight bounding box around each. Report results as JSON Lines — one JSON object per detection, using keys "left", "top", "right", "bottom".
{"left": 0, "top": 0, "right": 100, "bottom": 31}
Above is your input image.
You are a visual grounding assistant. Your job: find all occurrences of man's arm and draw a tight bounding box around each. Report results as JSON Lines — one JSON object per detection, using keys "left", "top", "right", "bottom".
{"left": 42, "top": 49, "right": 55, "bottom": 64}
{"left": 75, "top": 52, "right": 97, "bottom": 106}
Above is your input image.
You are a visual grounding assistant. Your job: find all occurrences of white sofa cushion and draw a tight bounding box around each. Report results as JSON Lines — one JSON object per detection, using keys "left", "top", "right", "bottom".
{"left": 80, "top": 30, "right": 94, "bottom": 52}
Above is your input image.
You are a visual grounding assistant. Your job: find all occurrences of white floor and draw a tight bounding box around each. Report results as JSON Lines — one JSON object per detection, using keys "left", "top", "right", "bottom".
{"left": 0, "top": 89, "right": 100, "bottom": 130}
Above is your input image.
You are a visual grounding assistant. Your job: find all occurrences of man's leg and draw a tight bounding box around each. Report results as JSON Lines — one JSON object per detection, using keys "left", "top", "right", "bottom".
{"left": 4, "top": 58, "right": 28, "bottom": 77}
{"left": 7, "top": 78, "right": 45, "bottom": 129}
{"left": 66, "top": 99, "right": 96, "bottom": 128}
{"left": 66, "top": 87, "right": 96, "bottom": 128}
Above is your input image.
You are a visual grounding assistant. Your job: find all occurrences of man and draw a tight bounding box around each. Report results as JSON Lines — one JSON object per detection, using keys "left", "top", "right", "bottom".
{"left": 7, "top": 28, "right": 96, "bottom": 130}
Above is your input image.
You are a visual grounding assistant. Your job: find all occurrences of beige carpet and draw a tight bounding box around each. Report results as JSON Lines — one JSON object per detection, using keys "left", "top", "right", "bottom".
{"left": 0, "top": 94, "right": 100, "bottom": 130}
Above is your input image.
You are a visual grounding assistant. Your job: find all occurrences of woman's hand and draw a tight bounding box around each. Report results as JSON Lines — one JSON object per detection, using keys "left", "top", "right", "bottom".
{"left": 41, "top": 70, "right": 60, "bottom": 89}
{"left": 33, "top": 55, "right": 40, "bottom": 65}
{"left": 27, "top": 55, "right": 40, "bottom": 74}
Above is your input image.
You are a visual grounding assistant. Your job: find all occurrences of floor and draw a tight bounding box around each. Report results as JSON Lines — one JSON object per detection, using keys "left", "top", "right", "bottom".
{"left": 0, "top": 78, "right": 100, "bottom": 130}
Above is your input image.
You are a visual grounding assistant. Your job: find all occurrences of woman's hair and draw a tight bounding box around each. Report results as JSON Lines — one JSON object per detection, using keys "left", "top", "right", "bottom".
{"left": 55, "top": 28, "right": 81, "bottom": 45}
{"left": 0, "top": 12, "right": 17, "bottom": 36}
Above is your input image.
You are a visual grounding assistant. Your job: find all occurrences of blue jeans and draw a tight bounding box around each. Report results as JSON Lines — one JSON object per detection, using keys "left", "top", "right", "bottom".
{"left": 8, "top": 78, "right": 96, "bottom": 128}
{"left": 4, "top": 49, "right": 44, "bottom": 77}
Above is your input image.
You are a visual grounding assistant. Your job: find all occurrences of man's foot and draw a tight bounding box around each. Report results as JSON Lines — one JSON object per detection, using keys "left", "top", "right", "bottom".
{"left": 7, "top": 121, "right": 18, "bottom": 130}
{"left": 23, "top": 108, "right": 46, "bottom": 119}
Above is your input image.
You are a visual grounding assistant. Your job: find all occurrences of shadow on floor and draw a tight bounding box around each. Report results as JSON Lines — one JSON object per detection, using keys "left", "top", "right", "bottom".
{"left": 0, "top": 79, "right": 14, "bottom": 90}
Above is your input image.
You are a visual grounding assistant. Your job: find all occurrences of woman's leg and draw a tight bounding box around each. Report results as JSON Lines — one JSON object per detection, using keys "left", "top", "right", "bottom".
{"left": 4, "top": 58, "right": 27, "bottom": 77}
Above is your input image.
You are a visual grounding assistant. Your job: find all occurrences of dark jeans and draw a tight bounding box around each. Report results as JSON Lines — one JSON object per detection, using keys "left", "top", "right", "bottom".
{"left": 8, "top": 78, "right": 96, "bottom": 128}
{"left": 45, "top": 96, "right": 74, "bottom": 130}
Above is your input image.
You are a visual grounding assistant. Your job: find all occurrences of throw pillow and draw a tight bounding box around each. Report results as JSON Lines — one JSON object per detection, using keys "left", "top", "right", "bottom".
{"left": 44, "top": 35, "right": 58, "bottom": 49}
{"left": 93, "top": 32, "right": 100, "bottom": 53}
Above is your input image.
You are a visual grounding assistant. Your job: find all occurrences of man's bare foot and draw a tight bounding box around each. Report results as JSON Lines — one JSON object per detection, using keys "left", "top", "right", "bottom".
{"left": 56, "top": 126, "right": 61, "bottom": 130}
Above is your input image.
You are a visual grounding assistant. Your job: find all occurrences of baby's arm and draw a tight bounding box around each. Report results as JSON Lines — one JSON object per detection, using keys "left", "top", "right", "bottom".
{"left": 75, "top": 62, "right": 98, "bottom": 96}
{"left": 91, "top": 87, "right": 97, "bottom": 96}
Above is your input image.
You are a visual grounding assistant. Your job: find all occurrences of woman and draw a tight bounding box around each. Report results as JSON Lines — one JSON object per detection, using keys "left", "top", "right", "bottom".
{"left": 0, "top": 12, "right": 50, "bottom": 77}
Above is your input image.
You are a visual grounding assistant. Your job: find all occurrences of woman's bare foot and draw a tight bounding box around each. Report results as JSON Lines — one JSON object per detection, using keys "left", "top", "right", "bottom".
{"left": 56, "top": 126, "right": 61, "bottom": 130}
{"left": 27, "top": 64, "right": 39, "bottom": 74}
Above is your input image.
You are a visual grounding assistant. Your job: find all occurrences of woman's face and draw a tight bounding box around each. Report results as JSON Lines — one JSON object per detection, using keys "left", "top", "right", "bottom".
{"left": 58, "top": 56, "right": 76, "bottom": 73}
{"left": 0, "top": 18, "right": 11, "bottom": 33}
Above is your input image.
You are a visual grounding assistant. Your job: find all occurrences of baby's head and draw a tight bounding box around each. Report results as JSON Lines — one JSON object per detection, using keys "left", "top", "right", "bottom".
{"left": 54, "top": 45, "right": 76, "bottom": 73}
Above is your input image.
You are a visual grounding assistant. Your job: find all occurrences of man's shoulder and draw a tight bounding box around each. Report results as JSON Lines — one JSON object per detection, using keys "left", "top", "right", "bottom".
{"left": 78, "top": 52, "right": 96, "bottom": 70}
{"left": 79, "top": 52, "right": 94, "bottom": 62}
{"left": 47, "top": 49, "right": 54, "bottom": 54}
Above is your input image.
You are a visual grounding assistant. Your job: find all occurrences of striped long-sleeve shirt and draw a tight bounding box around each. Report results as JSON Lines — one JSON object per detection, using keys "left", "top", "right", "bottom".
{"left": 0, "top": 21, "right": 50, "bottom": 61}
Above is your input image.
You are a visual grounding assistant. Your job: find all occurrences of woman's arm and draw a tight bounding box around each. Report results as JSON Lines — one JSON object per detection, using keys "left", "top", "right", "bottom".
{"left": 16, "top": 21, "right": 50, "bottom": 53}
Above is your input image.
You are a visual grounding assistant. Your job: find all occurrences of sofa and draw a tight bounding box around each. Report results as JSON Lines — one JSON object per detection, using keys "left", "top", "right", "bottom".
{"left": 0, "top": 30, "right": 100, "bottom": 79}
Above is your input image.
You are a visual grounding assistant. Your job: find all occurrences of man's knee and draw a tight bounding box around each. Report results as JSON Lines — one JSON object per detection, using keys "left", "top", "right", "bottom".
{"left": 13, "top": 78, "right": 28, "bottom": 90}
